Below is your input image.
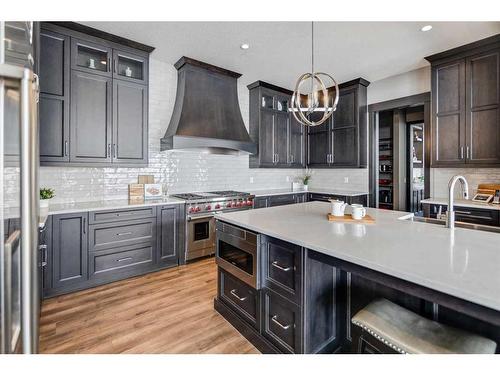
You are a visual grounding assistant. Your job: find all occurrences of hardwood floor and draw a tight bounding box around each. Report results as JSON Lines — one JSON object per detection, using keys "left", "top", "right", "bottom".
{"left": 39, "top": 258, "right": 259, "bottom": 354}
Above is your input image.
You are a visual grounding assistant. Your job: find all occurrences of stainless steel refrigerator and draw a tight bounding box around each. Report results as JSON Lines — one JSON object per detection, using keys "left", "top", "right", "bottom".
{"left": 1, "top": 21, "right": 40, "bottom": 354}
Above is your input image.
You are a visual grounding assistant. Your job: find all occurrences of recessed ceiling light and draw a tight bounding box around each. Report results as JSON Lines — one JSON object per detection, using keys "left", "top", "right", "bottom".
{"left": 240, "top": 43, "right": 250, "bottom": 50}
{"left": 421, "top": 25, "right": 433, "bottom": 32}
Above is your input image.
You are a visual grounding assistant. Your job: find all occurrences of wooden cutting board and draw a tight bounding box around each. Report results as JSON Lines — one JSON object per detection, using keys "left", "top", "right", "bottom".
{"left": 327, "top": 213, "right": 375, "bottom": 224}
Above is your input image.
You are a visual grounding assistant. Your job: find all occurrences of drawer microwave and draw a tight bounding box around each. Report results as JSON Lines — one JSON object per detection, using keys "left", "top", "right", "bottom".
{"left": 215, "top": 221, "right": 260, "bottom": 289}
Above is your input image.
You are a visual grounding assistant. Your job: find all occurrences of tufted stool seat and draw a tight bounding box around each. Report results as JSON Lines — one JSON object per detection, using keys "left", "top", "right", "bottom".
{"left": 351, "top": 298, "right": 497, "bottom": 354}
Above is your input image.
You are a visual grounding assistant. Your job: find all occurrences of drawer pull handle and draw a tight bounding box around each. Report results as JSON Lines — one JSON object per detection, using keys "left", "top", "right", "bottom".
{"left": 117, "top": 257, "right": 133, "bottom": 262}
{"left": 272, "top": 261, "right": 291, "bottom": 272}
{"left": 271, "top": 315, "right": 291, "bottom": 330}
{"left": 230, "top": 289, "right": 247, "bottom": 301}
{"left": 455, "top": 211, "right": 472, "bottom": 215}
{"left": 116, "top": 232, "right": 133, "bottom": 236}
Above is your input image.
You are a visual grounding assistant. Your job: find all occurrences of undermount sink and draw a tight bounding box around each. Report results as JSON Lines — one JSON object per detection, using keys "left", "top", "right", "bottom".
{"left": 399, "top": 214, "right": 500, "bottom": 234}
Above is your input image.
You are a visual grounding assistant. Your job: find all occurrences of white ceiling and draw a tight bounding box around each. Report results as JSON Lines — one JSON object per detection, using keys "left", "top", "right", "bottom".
{"left": 85, "top": 21, "right": 500, "bottom": 88}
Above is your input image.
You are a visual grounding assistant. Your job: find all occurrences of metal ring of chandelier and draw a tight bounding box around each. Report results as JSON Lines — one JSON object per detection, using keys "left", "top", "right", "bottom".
{"left": 290, "top": 72, "right": 339, "bottom": 127}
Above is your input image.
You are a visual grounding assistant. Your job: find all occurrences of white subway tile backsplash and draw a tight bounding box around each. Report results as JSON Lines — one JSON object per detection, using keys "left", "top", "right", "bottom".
{"left": 431, "top": 168, "right": 500, "bottom": 198}
{"left": 5, "top": 57, "right": 368, "bottom": 206}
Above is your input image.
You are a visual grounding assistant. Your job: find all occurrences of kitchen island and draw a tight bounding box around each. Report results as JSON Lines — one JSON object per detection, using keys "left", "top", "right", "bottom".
{"left": 214, "top": 202, "right": 500, "bottom": 353}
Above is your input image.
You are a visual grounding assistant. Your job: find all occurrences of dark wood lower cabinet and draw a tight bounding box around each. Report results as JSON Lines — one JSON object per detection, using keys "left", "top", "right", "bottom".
{"left": 423, "top": 203, "right": 500, "bottom": 226}
{"left": 157, "top": 204, "right": 186, "bottom": 266}
{"left": 262, "top": 288, "right": 302, "bottom": 353}
{"left": 308, "top": 192, "right": 368, "bottom": 206}
{"left": 50, "top": 212, "right": 89, "bottom": 291}
{"left": 252, "top": 193, "right": 308, "bottom": 209}
{"left": 43, "top": 203, "right": 185, "bottom": 298}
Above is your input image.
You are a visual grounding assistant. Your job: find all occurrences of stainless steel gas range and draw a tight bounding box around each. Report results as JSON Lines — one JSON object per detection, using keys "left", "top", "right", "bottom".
{"left": 171, "top": 191, "right": 254, "bottom": 261}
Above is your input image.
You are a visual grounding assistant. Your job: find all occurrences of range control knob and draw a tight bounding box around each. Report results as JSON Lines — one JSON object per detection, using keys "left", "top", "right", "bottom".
{"left": 226, "top": 202, "right": 232, "bottom": 208}
{"left": 215, "top": 204, "right": 221, "bottom": 209}
{"left": 206, "top": 205, "right": 212, "bottom": 211}
{"left": 236, "top": 201, "right": 242, "bottom": 207}
{"left": 246, "top": 200, "right": 253, "bottom": 206}
{"left": 188, "top": 207, "right": 195, "bottom": 213}
{"left": 195, "top": 206, "right": 201, "bottom": 212}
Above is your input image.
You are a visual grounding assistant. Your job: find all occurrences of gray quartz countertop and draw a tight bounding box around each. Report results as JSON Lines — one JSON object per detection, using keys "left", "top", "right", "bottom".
{"left": 250, "top": 187, "right": 369, "bottom": 197}
{"left": 421, "top": 198, "right": 500, "bottom": 211}
{"left": 215, "top": 201, "right": 500, "bottom": 312}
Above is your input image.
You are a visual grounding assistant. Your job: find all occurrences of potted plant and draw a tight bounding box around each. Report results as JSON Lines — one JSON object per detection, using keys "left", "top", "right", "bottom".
{"left": 301, "top": 168, "right": 312, "bottom": 191}
{"left": 40, "top": 187, "right": 55, "bottom": 209}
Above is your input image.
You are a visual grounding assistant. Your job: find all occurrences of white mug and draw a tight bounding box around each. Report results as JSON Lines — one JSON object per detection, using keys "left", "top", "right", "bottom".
{"left": 351, "top": 204, "right": 366, "bottom": 220}
{"left": 330, "top": 199, "right": 347, "bottom": 217}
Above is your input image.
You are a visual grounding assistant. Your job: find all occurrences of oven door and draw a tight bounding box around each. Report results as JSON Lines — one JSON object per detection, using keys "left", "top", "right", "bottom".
{"left": 186, "top": 214, "right": 216, "bottom": 261}
{"left": 215, "top": 221, "right": 259, "bottom": 289}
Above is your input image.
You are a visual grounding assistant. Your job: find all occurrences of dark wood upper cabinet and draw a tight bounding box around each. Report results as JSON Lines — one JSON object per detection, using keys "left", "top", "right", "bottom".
{"left": 306, "top": 124, "right": 330, "bottom": 167}
{"left": 306, "top": 79, "right": 369, "bottom": 168}
{"left": 426, "top": 34, "right": 500, "bottom": 167}
{"left": 39, "top": 22, "right": 152, "bottom": 167}
{"left": 275, "top": 112, "right": 289, "bottom": 165}
{"left": 289, "top": 115, "right": 305, "bottom": 167}
{"left": 431, "top": 60, "right": 466, "bottom": 165}
{"left": 466, "top": 50, "right": 500, "bottom": 164}
{"left": 113, "top": 49, "right": 148, "bottom": 85}
{"left": 249, "top": 83, "right": 305, "bottom": 168}
{"left": 112, "top": 80, "right": 148, "bottom": 164}
{"left": 70, "top": 70, "right": 113, "bottom": 163}
{"left": 39, "top": 28, "right": 70, "bottom": 163}
{"left": 71, "top": 38, "right": 112, "bottom": 77}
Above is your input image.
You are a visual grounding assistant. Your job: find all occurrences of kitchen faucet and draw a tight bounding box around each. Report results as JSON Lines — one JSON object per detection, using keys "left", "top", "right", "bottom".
{"left": 447, "top": 175, "right": 469, "bottom": 229}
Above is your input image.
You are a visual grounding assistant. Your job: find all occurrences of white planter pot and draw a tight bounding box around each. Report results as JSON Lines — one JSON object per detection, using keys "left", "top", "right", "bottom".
{"left": 303, "top": 184, "right": 309, "bottom": 191}
{"left": 40, "top": 199, "right": 50, "bottom": 209}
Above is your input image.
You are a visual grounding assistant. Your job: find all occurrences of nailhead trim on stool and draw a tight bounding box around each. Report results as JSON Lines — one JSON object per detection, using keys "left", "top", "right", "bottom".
{"left": 351, "top": 320, "right": 407, "bottom": 354}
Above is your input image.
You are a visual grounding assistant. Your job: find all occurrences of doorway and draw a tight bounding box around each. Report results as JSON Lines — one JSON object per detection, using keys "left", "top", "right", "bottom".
{"left": 368, "top": 93, "right": 431, "bottom": 214}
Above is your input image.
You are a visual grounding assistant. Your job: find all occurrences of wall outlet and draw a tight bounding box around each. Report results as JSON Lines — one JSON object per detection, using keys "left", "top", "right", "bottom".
{"left": 344, "top": 177, "right": 349, "bottom": 184}
{"left": 249, "top": 177, "right": 254, "bottom": 184}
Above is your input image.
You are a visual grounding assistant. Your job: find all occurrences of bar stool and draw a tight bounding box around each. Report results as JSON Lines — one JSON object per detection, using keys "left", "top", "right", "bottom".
{"left": 351, "top": 298, "right": 497, "bottom": 354}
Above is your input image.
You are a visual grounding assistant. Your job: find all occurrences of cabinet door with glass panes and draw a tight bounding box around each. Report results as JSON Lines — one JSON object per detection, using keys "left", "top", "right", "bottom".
{"left": 71, "top": 38, "right": 113, "bottom": 77}
{"left": 112, "top": 49, "right": 148, "bottom": 85}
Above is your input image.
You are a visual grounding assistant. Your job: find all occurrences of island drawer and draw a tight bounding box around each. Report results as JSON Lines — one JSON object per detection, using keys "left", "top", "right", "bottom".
{"left": 262, "top": 288, "right": 302, "bottom": 354}
{"left": 261, "top": 236, "right": 302, "bottom": 305}
{"left": 89, "top": 207, "right": 156, "bottom": 224}
{"left": 89, "top": 218, "right": 156, "bottom": 252}
{"left": 218, "top": 269, "right": 260, "bottom": 329}
{"left": 89, "top": 244, "right": 154, "bottom": 279}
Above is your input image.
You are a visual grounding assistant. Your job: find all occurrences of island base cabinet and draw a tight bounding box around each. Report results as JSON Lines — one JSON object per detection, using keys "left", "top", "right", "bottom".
{"left": 215, "top": 230, "right": 346, "bottom": 354}
{"left": 218, "top": 269, "right": 260, "bottom": 330}
{"left": 262, "top": 288, "right": 302, "bottom": 354}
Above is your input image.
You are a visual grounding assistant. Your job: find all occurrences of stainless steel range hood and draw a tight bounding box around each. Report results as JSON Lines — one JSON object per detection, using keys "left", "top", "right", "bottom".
{"left": 160, "top": 57, "right": 257, "bottom": 155}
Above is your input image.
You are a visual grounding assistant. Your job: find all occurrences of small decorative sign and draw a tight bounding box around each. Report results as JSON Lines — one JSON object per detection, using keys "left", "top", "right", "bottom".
{"left": 144, "top": 183, "right": 163, "bottom": 199}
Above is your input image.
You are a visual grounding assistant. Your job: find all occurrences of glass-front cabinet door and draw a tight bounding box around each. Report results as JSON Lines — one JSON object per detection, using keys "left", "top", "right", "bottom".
{"left": 71, "top": 38, "right": 112, "bottom": 76}
{"left": 113, "top": 50, "right": 148, "bottom": 84}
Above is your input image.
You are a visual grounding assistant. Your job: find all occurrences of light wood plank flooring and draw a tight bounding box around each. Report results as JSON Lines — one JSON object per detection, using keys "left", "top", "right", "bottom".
{"left": 40, "top": 258, "right": 259, "bottom": 354}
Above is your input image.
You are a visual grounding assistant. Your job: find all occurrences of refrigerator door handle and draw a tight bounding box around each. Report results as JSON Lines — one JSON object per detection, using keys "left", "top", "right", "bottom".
{"left": 19, "top": 67, "right": 40, "bottom": 354}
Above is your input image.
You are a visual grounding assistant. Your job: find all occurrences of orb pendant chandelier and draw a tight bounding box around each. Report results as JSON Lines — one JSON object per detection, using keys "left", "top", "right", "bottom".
{"left": 290, "top": 22, "right": 339, "bottom": 127}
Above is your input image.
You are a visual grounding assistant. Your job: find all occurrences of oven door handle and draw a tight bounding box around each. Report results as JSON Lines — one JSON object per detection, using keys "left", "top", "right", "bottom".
{"left": 187, "top": 214, "right": 215, "bottom": 221}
